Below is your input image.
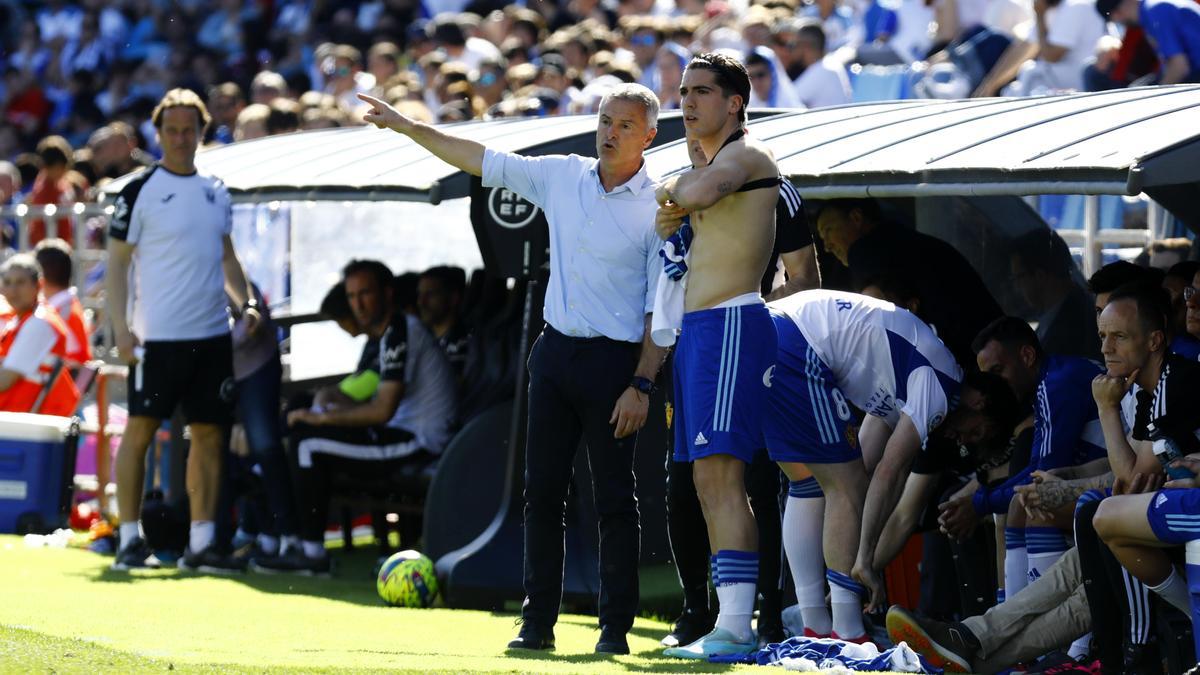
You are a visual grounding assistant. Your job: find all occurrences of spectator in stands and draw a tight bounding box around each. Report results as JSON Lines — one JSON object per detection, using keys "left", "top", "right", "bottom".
{"left": 206, "top": 82, "right": 245, "bottom": 145}
{"left": 25, "top": 135, "right": 79, "bottom": 247}
{"left": 32, "top": 238, "right": 89, "bottom": 365}
{"left": 745, "top": 47, "right": 803, "bottom": 108}
{"left": 106, "top": 88, "right": 260, "bottom": 574}
{"left": 257, "top": 259, "right": 456, "bottom": 576}
{"left": 623, "top": 18, "right": 664, "bottom": 92}
{"left": 800, "top": 0, "right": 856, "bottom": 52}
{"left": 814, "top": 198, "right": 1003, "bottom": 367}
{"left": 87, "top": 121, "right": 151, "bottom": 180}
{"left": 234, "top": 103, "right": 270, "bottom": 142}
{"left": 788, "top": 19, "right": 852, "bottom": 108}
{"left": 0, "top": 254, "right": 78, "bottom": 416}
{"left": 417, "top": 266, "right": 470, "bottom": 382}
{"left": 323, "top": 45, "right": 375, "bottom": 114}
{"left": 0, "top": 161, "right": 19, "bottom": 253}
{"left": 249, "top": 70, "right": 287, "bottom": 105}
{"left": 1186, "top": 266, "right": 1200, "bottom": 346}
{"left": 1008, "top": 228, "right": 1100, "bottom": 359}
{"left": 998, "top": 0, "right": 1109, "bottom": 96}
{"left": 1098, "top": 0, "right": 1200, "bottom": 83}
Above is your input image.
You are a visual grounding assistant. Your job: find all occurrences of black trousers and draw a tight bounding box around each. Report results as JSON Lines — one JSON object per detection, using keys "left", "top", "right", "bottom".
{"left": 1076, "top": 499, "right": 1157, "bottom": 673}
{"left": 521, "top": 326, "right": 641, "bottom": 633}
{"left": 663, "top": 354, "right": 786, "bottom": 627}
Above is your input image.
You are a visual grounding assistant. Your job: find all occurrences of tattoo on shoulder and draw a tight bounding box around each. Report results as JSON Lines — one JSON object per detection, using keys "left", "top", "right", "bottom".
{"left": 716, "top": 181, "right": 733, "bottom": 195}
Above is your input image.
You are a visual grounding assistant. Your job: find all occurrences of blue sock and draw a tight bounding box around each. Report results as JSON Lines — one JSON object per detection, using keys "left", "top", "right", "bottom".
{"left": 710, "top": 554, "right": 720, "bottom": 587}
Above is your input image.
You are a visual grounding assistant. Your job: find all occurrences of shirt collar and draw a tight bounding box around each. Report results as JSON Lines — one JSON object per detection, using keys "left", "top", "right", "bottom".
{"left": 587, "top": 158, "right": 654, "bottom": 197}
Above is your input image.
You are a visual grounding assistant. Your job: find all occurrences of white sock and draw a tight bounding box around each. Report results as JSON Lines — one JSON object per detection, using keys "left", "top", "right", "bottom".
{"left": 828, "top": 573, "right": 866, "bottom": 639}
{"left": 119, "top": 522, "right": 142, "bottom": 549}
{"left": 783, "top": 485, "right": 831, "bottom": 636}
{"left": 302, "top": 540, "right": 326, "bottom": 559}
{"left": 257, "top": 534, "right": 279, "bottom": 556}
{"left": 713, "top": 550, "right": 758, "bottom": 643}
{"left": 1026, "top": 527, "right": 1068, "bottom": 585}
{"left": 714, "top": 583, "right": 756, "bottom": 642}
{"left": 1149, "top": 568, "right": 1191, "bottom": 614}
{"left": 189, "top": 521, "right": 215, "bottom": 553}
{"left": 1003, "top": 527, "right": 1028, "bottom": 600}
{"left": 280, "top": 535, "right": 300, "bottom": 554}
{"left": 1068, "top": 633, "right": 1091, "bottom": 660}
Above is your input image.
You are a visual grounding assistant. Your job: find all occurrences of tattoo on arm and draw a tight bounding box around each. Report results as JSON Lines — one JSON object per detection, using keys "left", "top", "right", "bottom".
{"left": 1038, "top": 473, "right": 1115, "bottom": 511}
{"left": 716, "top": 181, "right": 733, "bottom": 195}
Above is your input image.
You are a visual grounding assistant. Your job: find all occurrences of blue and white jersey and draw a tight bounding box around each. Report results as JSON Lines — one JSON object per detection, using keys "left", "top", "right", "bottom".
{"left": 973, "top": 354, "right": 1105, "bottom": 514}
{"left": 768, "top": 289, "right": 963, "bottom": 446}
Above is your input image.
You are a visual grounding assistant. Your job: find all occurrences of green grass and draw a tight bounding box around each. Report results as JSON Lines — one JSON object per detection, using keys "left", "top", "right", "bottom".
{"left": 0, "top": 536, "right": 757, "bottom": 673}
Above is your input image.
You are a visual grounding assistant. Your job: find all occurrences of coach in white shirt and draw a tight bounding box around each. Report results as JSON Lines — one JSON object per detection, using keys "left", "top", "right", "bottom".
{"left": 357, "top": 84, "right": 668, "bottom": 655}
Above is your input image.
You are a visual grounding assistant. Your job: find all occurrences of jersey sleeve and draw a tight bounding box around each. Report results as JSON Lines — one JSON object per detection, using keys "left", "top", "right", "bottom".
{"left": 215, "top": 179, "right": 233, "bottom": 236}
{"left": 900, "top": 366, "right": 952, "bottom": 448}
{"left": 1031, "top": 371, "right": 1099, "bottom": 471}
{"left": 107, "top": 169, "right": 152, "bottom": 243}
{"left": 775, "top": 180, "right": 812, "bottom": 254}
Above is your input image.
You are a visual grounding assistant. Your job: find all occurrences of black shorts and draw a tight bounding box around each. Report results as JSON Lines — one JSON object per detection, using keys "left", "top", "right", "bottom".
{"left": 129, "top": 335, "right": 235, "bottom": 424}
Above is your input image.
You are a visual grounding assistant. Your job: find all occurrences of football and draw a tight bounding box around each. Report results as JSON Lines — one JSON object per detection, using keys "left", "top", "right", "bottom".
{"left": 376, "top": 550, "right": 439, "bottom": 607}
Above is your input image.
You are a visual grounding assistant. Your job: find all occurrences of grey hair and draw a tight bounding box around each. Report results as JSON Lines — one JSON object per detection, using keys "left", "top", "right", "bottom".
{"left": 599, "top": 83, "right": 660, "bottom": 129}
{"left": 1, "top": 253, "right": 41, "bottom": 283}
{"left": 0, "top": 161, "right": 19, "bottom": 190}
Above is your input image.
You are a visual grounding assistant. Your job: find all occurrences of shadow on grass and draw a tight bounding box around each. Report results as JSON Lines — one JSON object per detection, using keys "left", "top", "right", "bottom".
{"left": 555, "top": 615, "right": 668, "bottom": 643}
{"left": 500, "top": 648, "right": 739, "bottom": 672}
{"left": 74, "top": 546, "right": 394, "bottom": 608}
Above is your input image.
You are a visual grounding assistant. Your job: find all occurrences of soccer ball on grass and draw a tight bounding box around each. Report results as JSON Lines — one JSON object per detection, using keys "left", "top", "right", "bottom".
{"left": 377, "top": 549, "right": 439, "bottom": 607}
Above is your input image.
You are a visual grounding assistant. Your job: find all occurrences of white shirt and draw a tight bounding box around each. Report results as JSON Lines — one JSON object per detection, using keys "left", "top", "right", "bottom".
{"left": 2, "top": 308, "right": 58, "bottom": 379}
{"left": 108, "top": 165, "right": 232, "bottom": 341}
{"left": 769, "top": 290, "right": 963, "bottom": 445}
{"left": 792, "top": 56, "right": 853, "bottom": 109}
{"left": 388, "top": 314, "right": 458, "bottom": 453}
{"left": 482, "top": 149, "right": 660, "bottom": 343}
{"left": 1042, "top": 0, "right": 1109, "bottom": 91}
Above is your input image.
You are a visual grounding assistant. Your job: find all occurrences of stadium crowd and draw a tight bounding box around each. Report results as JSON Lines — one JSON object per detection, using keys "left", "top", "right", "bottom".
{"left": 2, "top": 0, "right": 1200, "bottom": 673}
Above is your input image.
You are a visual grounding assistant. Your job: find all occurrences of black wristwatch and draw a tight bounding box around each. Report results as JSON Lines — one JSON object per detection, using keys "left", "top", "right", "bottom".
{"left": 630, "top": 376, "right": 655, "bottom": 395}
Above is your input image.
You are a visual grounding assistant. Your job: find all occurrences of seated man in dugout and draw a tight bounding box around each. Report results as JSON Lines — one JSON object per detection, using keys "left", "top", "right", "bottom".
{"left": 33, "top": 238, "right": 92, "bottom": 367}
{"left": 253, "top": 259, "right": 457, "bottom": 576}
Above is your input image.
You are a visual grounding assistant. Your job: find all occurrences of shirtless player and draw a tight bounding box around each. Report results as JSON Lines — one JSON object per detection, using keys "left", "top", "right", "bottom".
{"left": 655, "top": 52, "right": 781, "bottom": 658}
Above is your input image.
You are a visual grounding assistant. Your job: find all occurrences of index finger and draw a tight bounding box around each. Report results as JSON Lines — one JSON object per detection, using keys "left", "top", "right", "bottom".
{"left": 357, "top": 92, "right": 384, "bottom": 107}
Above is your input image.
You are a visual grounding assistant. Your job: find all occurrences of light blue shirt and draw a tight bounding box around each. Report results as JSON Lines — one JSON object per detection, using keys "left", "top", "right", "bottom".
{"left": 482, "top": 148, "right": 660, "bottom": 343}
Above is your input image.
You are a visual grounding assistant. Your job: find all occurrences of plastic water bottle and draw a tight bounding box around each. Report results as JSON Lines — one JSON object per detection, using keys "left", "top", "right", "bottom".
{"left": 1186, "top": 540, "right": 1200, "bottom": 660}
{"left": 1151, "top": 435, "right": 1193, "bottom": 481}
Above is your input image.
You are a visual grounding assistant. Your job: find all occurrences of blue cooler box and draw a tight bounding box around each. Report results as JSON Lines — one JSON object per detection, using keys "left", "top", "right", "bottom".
{"left": 0, "top": 412, "right": 79, "bottom": 534}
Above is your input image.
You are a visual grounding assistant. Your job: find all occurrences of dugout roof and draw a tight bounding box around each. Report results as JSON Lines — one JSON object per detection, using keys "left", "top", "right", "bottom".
{"left": 643, "top": 84, "right": 1200, "bottom": 221}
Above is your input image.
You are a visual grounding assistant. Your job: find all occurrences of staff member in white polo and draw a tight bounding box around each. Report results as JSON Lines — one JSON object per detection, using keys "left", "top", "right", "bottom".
{"left": 106, "top": 88, "right": 259, "bottom": 574}
{"left": 358, "top": 84, "right": 667, "bottom": 655}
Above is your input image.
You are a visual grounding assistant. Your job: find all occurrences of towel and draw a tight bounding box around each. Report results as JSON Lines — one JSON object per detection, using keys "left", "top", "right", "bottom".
{"left": 651, "top": 217, "right": 693, "bottom": 347}
{"left": 708, "top": 636, "right": 942, "bottom": 673}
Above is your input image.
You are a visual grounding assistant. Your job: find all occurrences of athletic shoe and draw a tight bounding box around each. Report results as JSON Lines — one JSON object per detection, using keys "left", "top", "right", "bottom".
{"left": 506, "top": 621, "right": 555, "bottom": 651}
{"left": 662, "top": 627, "right": 757, "bottom": 659}
{"left": 832, "top": 631, "right": 875, "bottom": 647}
{"left": 109, "top": 536, "right": 161, "bottom": 571}
{"left": 250, "top": 547, "right": 332, "bottom": 577}
{"left": 178, "top": 546, "right": 247, "bottom": 575}
{"left": 594, "top": 628, "right": 629, "bottom": 655}
{"left": 660, "top": 608, "right": 714, "bottom": 647}
{"left": 885, "top": 605, "right": 976, "bottom": 673}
